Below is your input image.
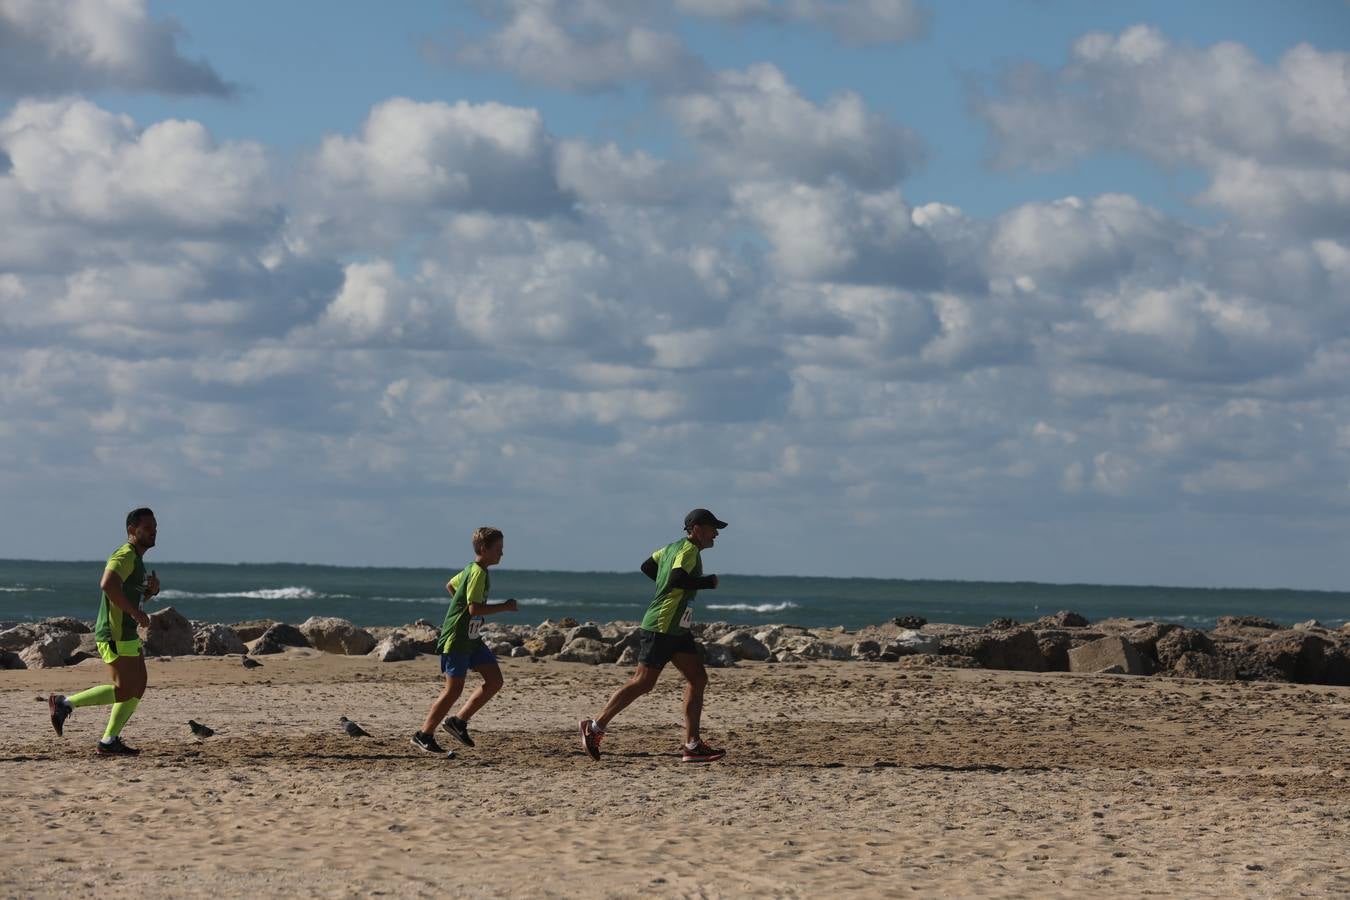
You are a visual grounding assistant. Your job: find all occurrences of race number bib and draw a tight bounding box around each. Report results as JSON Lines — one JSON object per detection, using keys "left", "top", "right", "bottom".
{"left": 679, "top": 607, "right": 693, "bottom": 629}
{"left": 468, "top": 618, "right": 483, "bottom": 639}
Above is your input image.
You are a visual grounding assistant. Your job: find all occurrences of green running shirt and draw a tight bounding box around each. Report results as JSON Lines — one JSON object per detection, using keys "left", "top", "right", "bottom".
{"left": 639, "top": 538, "right": 703, "bottom": 635}
{"left": 94, "top": 543, "right": 145, "bottom": 644}
{"left": 438, "top": 562, "right": 490, "bottom": 654}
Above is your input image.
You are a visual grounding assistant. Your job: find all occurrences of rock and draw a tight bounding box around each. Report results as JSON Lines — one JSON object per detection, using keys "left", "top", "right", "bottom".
{"left": 1324, "top": 648, "right": 1350, "bottom": 686}
{"left": 19, "top": 632, "right": 81, "bottom": 668}
{"left": 1034, "top": 610, "right": 1089, "bottom": 628}
{"left": 891, "top": 616, "right": 927, "bottom": 629}
{"left": 556, "top": 637, "right": 619, "bottom": 665}
{"left": 898, "top": 653, "right": 981, "bottom": 669}
{"left": 794, "top": 640, "right": 851, "bottom": 661}
{"left": 942, "top": 628, "right": 1045, "bottom": 671}
{"left": 1, "top": 650, "right": 26, "bottom": 669}
{"left": 851, "top": 640, "right": 882, "bottom": 660}
{"left": 1068, "top": 636, "right": 1149, "bottom": 676}
{"left": 249, "top": 622, "right": 311, "bottom": 655}
{"left": 523, "top": 632, "right": 566, "bottom": 657}
{"left": 509, "top": 645, "right": 532, "bottom": 658}
{"left": 193, "top": 624, "right": 248, "bottom": 656}
{"left": 1252, "top": 632, "right": 1330, "bottom": 683}
{"left": 1171, "top": 651, "right": 1238, "bottom": 681}
{"left": 565, "top": 624, "right": 604, "bottom": 643}
{"left": 1154, "top": 628, "right": 1216, "bottom": 669}
{"left": 0, "top": 624, "right": 36, "bottom": 653}
{"left": 39, "top": 617, "right": 92, "bottom": 635}
{"left": 397, "top": 623, "right": 441, "bottom": 655}
{"left": 369, "top": 633, "right": 419, "bottom": 662}
{"left": 616, "top": 645, "right": 639, "bottom": 666}
{"left": 986, "top": 617, "right": 1020, "bottom": 630}
{"left": 755, "top": 625, "right": 814, "bottom": 650}
{"left": 299, "top": 616, "right": 377, "bottom": 655}
{"left": 702, "top": 643, "right": 737, "bottom": 668}
{"left": 1216, "top": 615, "right": 1281, "bottom": 631}
{"left": 716, "top": 630, "right": 771, "bottom": 661}
{"left": 557, "top": 617, "right": 579, "bottom": 629}
{"left": 884, "top": 629, "right": 941, "bottom": 656}
{"left": 1122, "top": 623, "right": 1177, "bottom": 668}
{"left": 142, "top": 607, "right": 195, "bottom": 656}
{"left": 230, "top": 620, "right": 278, "bottom": 643}
{"left": 1036, "top": 632, "right": 1074, "bottom": 671}
{"left": 1293, "top": 619, "right": 1326, "bottom": 631}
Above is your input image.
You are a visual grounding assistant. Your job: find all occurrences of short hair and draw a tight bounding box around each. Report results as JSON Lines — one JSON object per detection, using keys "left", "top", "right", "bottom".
{"left": 472, "top": 526, "right": 503, "bottom": 554}
{"left": 126, "top": 507, "right": 155, "bottom": 530}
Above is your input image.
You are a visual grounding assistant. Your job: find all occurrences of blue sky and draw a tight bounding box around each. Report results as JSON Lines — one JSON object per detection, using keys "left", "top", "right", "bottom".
{"left": 2, "top": 0, "right": 1349, "bottom": 589}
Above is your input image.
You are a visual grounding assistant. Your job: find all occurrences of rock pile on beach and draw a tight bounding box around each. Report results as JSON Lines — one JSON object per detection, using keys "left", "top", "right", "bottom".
{"left": 3, "top": 607, "right": 1349, "bottom": 686}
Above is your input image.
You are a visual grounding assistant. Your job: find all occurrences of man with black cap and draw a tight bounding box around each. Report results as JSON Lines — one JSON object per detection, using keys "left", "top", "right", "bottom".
{"left": 580, "top": 508, "right": 728, "bottom": 763}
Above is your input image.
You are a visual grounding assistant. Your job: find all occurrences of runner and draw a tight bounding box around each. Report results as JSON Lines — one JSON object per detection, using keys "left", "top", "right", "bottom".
{"left": 48, "top": 508, "right": 160, "bottom": 756}
{"left": 410, "top": 526, "right": 517, "bottom": 754}
{"left": 580, "top": 508, "right": 728, "bottom": 763}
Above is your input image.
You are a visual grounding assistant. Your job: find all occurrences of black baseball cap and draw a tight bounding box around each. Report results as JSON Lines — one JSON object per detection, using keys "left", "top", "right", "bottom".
{"left": 684, "top": 508, "right": 728, "bottom": 530}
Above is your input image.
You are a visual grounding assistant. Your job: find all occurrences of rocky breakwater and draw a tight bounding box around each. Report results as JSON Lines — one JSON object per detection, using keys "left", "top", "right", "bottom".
{"left": 1, "top": 611, "right": 1347, "bottom": 686}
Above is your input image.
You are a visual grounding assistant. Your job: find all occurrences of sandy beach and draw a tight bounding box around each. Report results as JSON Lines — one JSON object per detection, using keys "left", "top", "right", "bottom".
{"left": 3, "top": 650, "right": 1348, "bottom": 898}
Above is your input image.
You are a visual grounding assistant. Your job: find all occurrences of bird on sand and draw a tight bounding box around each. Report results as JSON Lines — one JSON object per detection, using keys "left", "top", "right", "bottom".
{"left": 340, "top": 716, "right": 371, "bottom": 738}
{"left": 188, "top": 720, "right": 215, "bottom": 738}
{"left": 241, "top": 655, "right": 262, "bottom": 669}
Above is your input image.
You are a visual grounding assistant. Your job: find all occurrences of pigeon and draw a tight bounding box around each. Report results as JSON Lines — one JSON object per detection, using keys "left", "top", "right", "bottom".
{"left": 340, "top": 716, "right": 370, "bottom": 738}
{"left": 188, "top": 720, "right": 215, "bottom": 738}
{"left": 241, "top": 655, "right": 262, "bottom": 669}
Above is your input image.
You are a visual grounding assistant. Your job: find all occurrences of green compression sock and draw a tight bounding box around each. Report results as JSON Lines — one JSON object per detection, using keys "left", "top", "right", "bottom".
{"left": 102, "top": 697, "right": 140, "bottom": 742}
{"left": 66, "top": 684, "right": 116, "bottom": 708}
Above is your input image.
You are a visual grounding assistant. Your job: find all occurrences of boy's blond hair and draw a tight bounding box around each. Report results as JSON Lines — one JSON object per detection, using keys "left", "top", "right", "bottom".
{"left": 472, "top": 526, "right": 504, "bottom": 554}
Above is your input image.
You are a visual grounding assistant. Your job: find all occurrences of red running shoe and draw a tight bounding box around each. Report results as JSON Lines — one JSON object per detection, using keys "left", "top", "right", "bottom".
{"left": 681, "top": 739, "right": 726, "bottom": 763}
{"left": 579, "top": 719, "right": 604, "bottom": 761}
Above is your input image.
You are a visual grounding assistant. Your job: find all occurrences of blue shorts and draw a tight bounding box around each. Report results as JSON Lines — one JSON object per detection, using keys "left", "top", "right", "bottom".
{"left": 440, "top": 644, "right": 497, "bottom": 678}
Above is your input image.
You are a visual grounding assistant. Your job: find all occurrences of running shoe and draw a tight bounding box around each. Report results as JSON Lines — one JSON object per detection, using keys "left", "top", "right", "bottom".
{"left": 579, "top": 719, "right": 604, "bottom": 761}
{"left": 95, "top": 737, "right": 140, "bottom": 756}
{"left": 48, "top": 694, "right": 71, "bottom": 737}
{"left": 681, "top": 739, "right": 726, "bottom": 763}
{"left": 442, "top": 716, "right": 474, "bottom": 748}
{"left": 410, "top": 731, "right": 446, "bottom": 754}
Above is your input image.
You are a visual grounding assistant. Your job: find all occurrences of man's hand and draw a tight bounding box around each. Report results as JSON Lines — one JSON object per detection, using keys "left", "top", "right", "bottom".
{"left": 504, "top": 598, "right": 518, "bottom": 613}
{"left": 708, "top": 575, "right": 718, "bottom": 589}
{"left": 133, "top": 609, "right": 151, "bottom": 629}
{"left": 144, "top": 571, "right": 160, "bottom": 599}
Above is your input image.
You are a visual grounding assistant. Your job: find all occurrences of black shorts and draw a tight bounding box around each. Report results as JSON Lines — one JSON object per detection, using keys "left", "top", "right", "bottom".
{"left": 636, "top": 629, "right": 699, "bottom": 670}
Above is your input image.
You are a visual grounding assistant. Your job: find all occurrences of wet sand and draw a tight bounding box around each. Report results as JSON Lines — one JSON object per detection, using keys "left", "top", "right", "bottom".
{"left": 3, "top": 650, "right": 1349, "bottom": 898}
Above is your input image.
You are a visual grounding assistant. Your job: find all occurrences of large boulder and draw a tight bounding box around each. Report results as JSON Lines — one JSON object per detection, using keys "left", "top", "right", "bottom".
{"left": 1033, "top": 610, "right": 1090, "bottom": 628}
{"left": 38, "top": 616, "right": 92, "bottom": 635}
{"left": 19, "top": 632, "right": 81, "bottom": 668}
{"left": 794, "top": 640, "right": 851, "bottom": 661}
{"left": 556, "top": 637, "right": 619, "bottom": 665}
{"left": 565, "top": 624, "right": 604, "bottom": 643}
{"left": 1121, "top": 623, "right": 1177, "bottom": 670}
{"left": 885, "top": 629, "right": 941, "bottom": 657}
{"left": 1251, "top": 631, "right": 1331, "bottom": 683}
{"left": 1068, "top": 635, "right": 1150, "bottom": 676}
{"left": 0, "top": 624, "right": 36, "bottom": 653}
{"left": 0, "top": 650, "right": 25, "bottom": 669}
{"left": 891, "top": 615, "right": 928, "bottom": 629}
{"left": 231, "top": 620, "right": 278, "bottom": 643}
{"left": 369, "top": 633, "right": 419, "bottom": 662}
{"left": 942, "top": 628, "right": 1045, "bottom": 672}
{"left": 523, "top": 632, "right": 566, "bottom": 657}
{"left": 1154, "top": 628, "right": 1216, "bottom": 669}
{"left": 194, "top": 623, "right": 248, "bottom": 656}
{"left": 299, "top": 616, "right": 376, "bottom": 655}
{"left": 716, "top": 630, "right": 771, "bottom": 661}
{"left": 1036, "top": 631, "right": 1074, "bottom": 671}
{"left": 249, "top": 622, "right": 311, "bottom": 655}
{"left": 1172, "top": 651, "right": 1238, "bottom": 681}
{"left": 702, "top": 643, "right": 737, "bottom": 668}
{"left": 142, "top": 607, "right": 195, "bottom": 656}
{"left": 1216, "top": 615, "right": 1281, "bottom": 631}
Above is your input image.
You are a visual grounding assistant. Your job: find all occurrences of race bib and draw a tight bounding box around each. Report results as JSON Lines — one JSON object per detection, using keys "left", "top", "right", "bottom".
{"left": 679, "top": 607, "right": 693, "bottom": 629}
{"left": 467, "top": 618, "right": 483, "bottom": 639}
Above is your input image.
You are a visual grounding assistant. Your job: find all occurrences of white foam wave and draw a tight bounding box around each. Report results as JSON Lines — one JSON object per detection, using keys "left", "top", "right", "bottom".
{"left": 157, "top": 586, "right": 328, "bottom": 601}
{"left": 705, "top": 601, "right": 798, "bottom": 613}
{"left": 0, "top": 585, "right": 52, "bottom": 592}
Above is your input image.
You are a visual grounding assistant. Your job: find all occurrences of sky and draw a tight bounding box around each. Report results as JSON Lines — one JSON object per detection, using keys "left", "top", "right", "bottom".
{"left": 1, "top": 0, "right": 1349, "bottom": 590}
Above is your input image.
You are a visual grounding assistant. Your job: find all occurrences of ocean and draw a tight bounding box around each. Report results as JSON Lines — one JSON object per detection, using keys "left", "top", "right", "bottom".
{"left": 2, "top": 558, "right": 1346, "bottom": 632}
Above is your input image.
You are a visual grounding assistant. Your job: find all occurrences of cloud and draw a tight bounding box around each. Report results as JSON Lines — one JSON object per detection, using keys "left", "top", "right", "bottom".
{"left": 669, "top": 63, "right": 924, "bottom": 188}
{"left": 0, "top": 0, "right": 234, "bottom": 96}
{"left": 973, "top": 26, "right": 1350, "bottom": 236}
{"left": 677, "top": 0, "right": 931, "bottom": 46}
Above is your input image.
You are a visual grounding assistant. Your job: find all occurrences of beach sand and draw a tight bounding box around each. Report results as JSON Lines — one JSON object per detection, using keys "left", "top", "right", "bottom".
{"left": 3, "top": 651, "right": 1348, "bottom": 898}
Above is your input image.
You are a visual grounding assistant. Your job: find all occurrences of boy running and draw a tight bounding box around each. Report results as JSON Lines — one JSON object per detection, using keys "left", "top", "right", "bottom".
{"left": 580, "top": 508, "right": 728, "bottom": 763}
{"left": 48, "top": 507, "right": 161, "bottom": 756}
{"left": 410, "top": 526, "right": 517, "bottom": 754}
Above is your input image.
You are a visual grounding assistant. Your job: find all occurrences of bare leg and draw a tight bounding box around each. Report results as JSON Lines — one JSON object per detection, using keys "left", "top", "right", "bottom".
{"left": 109, "top": 654, "right": 147, "bottom": 701}
{"left": 670, "top": 652, "right": 708, "bottom": 744}
{"left": 455, "top": 662, "right": 504, "bottom": 722}
{"left": 594, "top": 665, "right": 660, "bottom": 731}
{"left": 421, "top": 675, "right": 465, "bottom": 734}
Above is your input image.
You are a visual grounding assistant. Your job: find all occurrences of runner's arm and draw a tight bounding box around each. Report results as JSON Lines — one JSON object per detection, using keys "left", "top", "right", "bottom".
{"left": 100, "top": 569, "right": 150, "bottom": 627}
{"left": 469, "top": 599, "right": 518, "bottom": 616}
{"left": 667, "top": 568, "right": 717, "bottom": 591}
{"left": 640, "top": 557, "right": 658, "bottom": 580}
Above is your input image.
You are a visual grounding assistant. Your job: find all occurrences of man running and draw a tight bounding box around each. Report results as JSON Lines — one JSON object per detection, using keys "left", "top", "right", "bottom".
{"left": 48, "top": 508, "right": 160, "bottom": 756}
{"left": 580, "top": 508, "right": 727, "bottom": 763}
